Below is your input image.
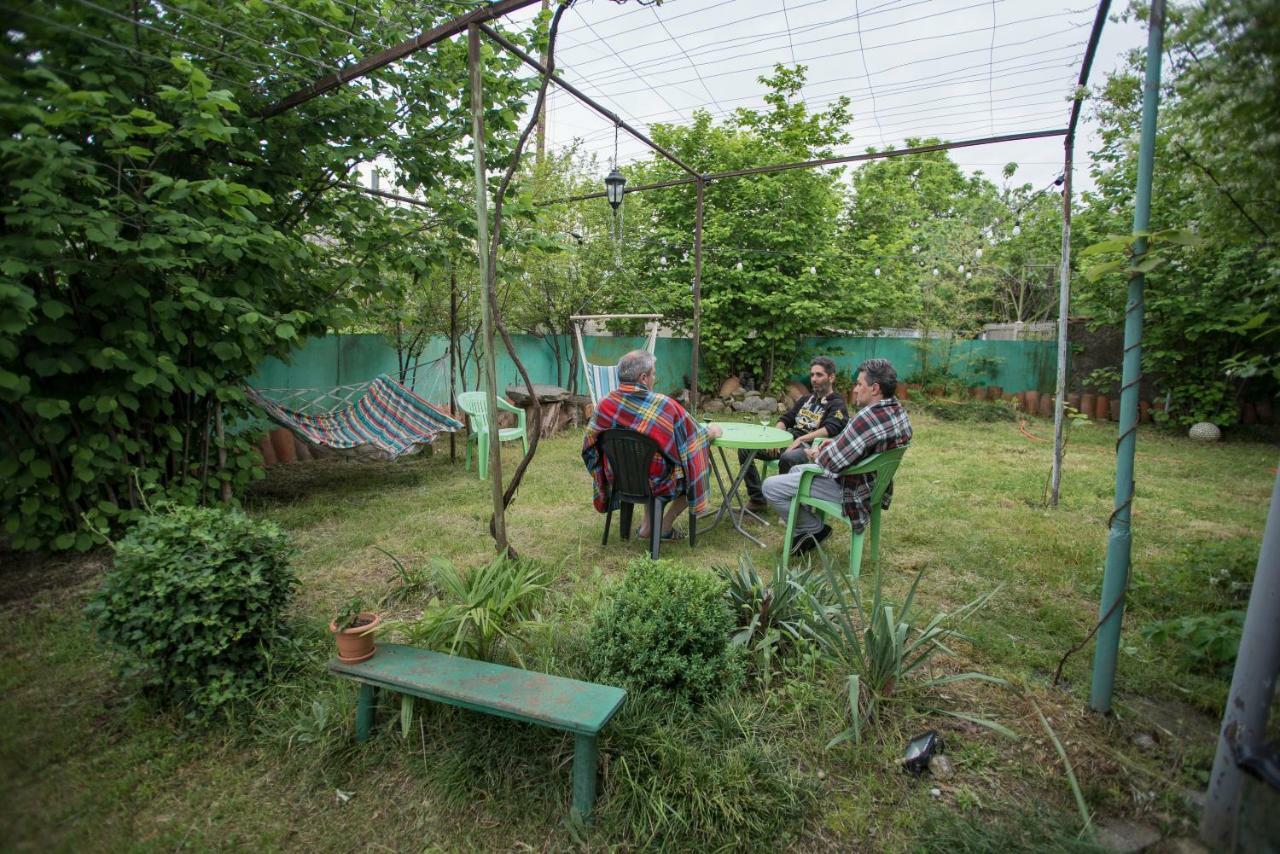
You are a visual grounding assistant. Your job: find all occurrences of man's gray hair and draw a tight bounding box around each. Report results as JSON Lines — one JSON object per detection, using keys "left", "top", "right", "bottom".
{"left": 618, "top": 350, "right": 657, "bottom": 383}
{"left": 857, "top": 358, "right": 898, "bottom": 397}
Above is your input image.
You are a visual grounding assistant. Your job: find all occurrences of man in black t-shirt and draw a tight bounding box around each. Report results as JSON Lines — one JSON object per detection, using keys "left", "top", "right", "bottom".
{"left": 741, "top": 356, "right": 849, "bottom": 512}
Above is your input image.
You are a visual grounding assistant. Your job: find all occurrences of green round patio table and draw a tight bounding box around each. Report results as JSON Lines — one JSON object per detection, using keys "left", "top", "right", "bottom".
{"left": 700, "top": 422, "right": 794, "bottom": 547}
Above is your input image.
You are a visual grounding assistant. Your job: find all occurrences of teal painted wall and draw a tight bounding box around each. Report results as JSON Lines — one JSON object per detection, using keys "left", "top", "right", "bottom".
{"left": 250, "top": 332, "right": 1057, "bottom": 402}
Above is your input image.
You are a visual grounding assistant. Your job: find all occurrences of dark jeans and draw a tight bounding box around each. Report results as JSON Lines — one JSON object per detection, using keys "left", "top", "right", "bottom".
{"left": 740, "top": 445, "right": 809, "bottom": 502}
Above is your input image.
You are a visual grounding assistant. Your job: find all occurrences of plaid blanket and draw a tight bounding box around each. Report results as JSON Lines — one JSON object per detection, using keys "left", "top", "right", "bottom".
{"left": 582, "top": 383, "right": 712, "bottom": 514}
{"left": 247, "top": 375, "right": 462, "bottom": 461}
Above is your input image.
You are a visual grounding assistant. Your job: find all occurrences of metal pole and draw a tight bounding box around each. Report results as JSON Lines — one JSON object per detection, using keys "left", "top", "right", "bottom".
{"left": 449, "top": 258, "right": 458, "bottom": 464}
{"left": 691, "top": 178, "right": 704, "bottom": 413}
{"left": 1201, "top": 472, "right": 1280, "bottom": 846}
{"left": 1088, "top": 0, "right": 1164, "bottom": 713}
{"left": 468, "top": 23, "right": 507, "bottom": 551}
{"left": 1050, "top": 141, "right": 1073, "bottom": 506}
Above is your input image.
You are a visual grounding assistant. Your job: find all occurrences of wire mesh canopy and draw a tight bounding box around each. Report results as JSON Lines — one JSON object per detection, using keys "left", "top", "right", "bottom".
{"left": 247, "top": 374, "right": 462, "bottom": 461}
{"left": 571, "top": 313, "right": 661, "bottom": 406}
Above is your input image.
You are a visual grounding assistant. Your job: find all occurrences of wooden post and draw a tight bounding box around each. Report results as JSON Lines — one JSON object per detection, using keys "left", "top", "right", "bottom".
{"left": 468, "top": 24, "right": 507, "bottom": 551}
{"left": 214, "top": 400, "right": 231, "bottom": 504}
{"left": 449, "top": 258, "right": 458, "bottom": 464}
{"left": 691, "top": 177, "right": 704, "bottom": 413}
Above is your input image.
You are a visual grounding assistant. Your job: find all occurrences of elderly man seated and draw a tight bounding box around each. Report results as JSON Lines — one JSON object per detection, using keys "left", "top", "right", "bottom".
{"left": 762, "top": 358, "right": 912, "bottom": 554}
{"left": 582, "top": 350, "right": 723, "bottom": 541}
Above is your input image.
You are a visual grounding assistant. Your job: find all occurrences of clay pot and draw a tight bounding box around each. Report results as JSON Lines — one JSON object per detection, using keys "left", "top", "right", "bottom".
{"left": 718, "top": 376, "right": 741, "bottom": 398}
{"left": 270, "top": 428, "right": 297, "bottom": 465}
{"left": 1109, "top": 397, "right": 1121, "bottom": 421}
{"left": 330, "top": 613, "right": 382, "bottom": 663}
{"left": 925, "top": 385, "right": 944, "bottom": 398}
{"left": 1094, "top": 395, "right": 1111, "bottom": 422}
{"left": 1080, "top": 393, "right": 1096, "bottom": 419}
{"left": 1038, "top": 394, "right": 1054, "bottom": 418}
{"left": 258, "top": 435, "right": 278, "bottom": 466}
{"left": 1024, "top": 391, "right": 1041, "bottom": 415}
{"left": 1139, "top": 401, "right": 1151, "bottom": 423}
{"left": 988, "top": 385, "right": 1003, "bottom": 400}
{"left": 969, "top": 386, "right": 987, "bottom": 401}
{"left": 293, "top": 436, "right": 313, "bottom": 462}
{"left": 1066, "top": 393, "right": 1081, "bottom": 413}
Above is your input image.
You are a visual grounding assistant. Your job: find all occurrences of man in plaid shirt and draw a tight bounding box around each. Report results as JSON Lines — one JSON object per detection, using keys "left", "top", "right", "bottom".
{"left": 583, "top": 350, "right": 723, "bottom": 541}
{"left": 762, "top": 358, "right": 912, "bottom": 554}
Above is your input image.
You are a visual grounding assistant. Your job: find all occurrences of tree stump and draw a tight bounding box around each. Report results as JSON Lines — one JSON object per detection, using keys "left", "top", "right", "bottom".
{"left": 505, "top": 384, "right": 572, "bottom": 439}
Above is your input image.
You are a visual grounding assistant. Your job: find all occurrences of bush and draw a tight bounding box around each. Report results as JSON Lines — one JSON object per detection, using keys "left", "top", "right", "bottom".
{"left": 86, "top": 505, "right": 297, "bottom": 719}
{"left": 587, "top": 558, "right": 743, "bottom": 705}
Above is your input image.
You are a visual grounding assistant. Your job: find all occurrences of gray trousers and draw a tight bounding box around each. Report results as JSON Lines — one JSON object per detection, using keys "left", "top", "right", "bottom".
{"left": 762, "top": 467, "right": 844, "bottom": 535}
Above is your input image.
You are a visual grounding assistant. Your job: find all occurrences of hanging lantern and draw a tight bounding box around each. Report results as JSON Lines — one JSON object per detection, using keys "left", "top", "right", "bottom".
{"left": 604, "top": 168, "right": 626, "bottom": 211}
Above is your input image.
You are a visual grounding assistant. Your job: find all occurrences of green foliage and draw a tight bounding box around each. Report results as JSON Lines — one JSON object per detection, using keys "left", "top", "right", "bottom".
{"left": 916, "top": 398, "right": 1016, "bottom": 422}
{"left": 809, "top": 560, "right": 1007, "bottom": 746}
{"left": 0, "top": 2, "right": 536, "bottom": 549}
{"left": 1075, "top": 0, "right": 1280, "bottom": 426}
{"left": 333, "top": 597, "right": 368, "bottom": 632}
{"left": 85, "top": 505, "right": 297, "bottom": 719}
{"left": 399, "top": 555, "right": 554, "bottom": 665}
{"left": 376, "top": 547, "right": 438, "bottom": 608}
{"left": 716, "top": 554, "right": 831, "bottom": 686}
{"left": 1142, "top": 611, "right": 1245, "bottom": 676}
{"left": 587, "top": 558, "right": 743, "bottom": 705}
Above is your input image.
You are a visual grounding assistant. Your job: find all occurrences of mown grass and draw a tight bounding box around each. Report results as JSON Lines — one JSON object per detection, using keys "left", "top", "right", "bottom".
{"left": 1, "top": 409, "right": 1273, "bottom": 851}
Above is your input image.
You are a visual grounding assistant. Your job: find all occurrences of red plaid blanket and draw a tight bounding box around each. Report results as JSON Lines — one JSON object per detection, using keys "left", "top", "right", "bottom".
{"left": 582, "top": 383, "right": 712, "bottom": 515}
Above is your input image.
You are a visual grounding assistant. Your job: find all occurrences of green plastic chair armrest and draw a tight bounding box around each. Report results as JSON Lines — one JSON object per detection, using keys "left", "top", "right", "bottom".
{"left": 495, "top": 397, "right": 527, "bottom": 431}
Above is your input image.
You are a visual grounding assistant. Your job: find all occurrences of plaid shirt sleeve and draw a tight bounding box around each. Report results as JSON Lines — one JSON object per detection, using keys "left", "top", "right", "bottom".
{"left": 813, "top": 398, "right": 912, "bottom": 531}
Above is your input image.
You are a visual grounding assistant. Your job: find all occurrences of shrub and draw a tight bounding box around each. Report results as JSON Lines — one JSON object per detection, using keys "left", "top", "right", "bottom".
{"left": 1142, "top": 611, "right": 1246, "bottom": 676}
{"left": 587, "top": 558, "right": 743, "bottom": 705}
{"left": 86, "top": 505, "right": 297, "bottom": 719}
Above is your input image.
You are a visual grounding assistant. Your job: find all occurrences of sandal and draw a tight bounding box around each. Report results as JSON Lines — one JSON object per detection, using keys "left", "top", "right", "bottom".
{"left": 660, "top": 527, "right": 687, "bottom": 541}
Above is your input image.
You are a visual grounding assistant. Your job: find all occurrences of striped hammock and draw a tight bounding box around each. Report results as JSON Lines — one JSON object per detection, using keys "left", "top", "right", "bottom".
{"left": 247, "top": 375, "right": 462, "bottom": 461}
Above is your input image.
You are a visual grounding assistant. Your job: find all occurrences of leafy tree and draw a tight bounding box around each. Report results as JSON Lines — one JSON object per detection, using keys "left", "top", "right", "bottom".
{"left": 1075, "top": 0, "right": 1279, "bottom": 426}
{"left": 0, "top": 2, "right": 535, "bottom": 549}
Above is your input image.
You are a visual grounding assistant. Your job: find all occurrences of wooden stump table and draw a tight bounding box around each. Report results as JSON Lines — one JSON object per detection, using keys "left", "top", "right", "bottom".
{"left": 505, "top": 383, "right": 573, "bottom": 438}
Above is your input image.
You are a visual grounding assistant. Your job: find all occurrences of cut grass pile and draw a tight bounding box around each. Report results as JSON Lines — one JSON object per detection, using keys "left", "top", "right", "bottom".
{"left": 1, "top": 411, "right": 1273, "bottom": 850}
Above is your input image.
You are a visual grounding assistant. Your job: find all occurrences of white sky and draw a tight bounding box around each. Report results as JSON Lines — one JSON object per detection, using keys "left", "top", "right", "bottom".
{"left": 500, "top": 0, "right": 1147, "bottom": 195}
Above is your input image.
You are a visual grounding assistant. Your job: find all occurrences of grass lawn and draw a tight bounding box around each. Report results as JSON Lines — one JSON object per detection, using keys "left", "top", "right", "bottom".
{"left": 1, "top": 407, "right": 1274, "bottom": 851}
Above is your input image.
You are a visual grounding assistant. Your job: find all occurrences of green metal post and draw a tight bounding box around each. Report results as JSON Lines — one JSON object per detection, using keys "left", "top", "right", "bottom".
{"left": 1089, "top": 0, "right": 1164, "bottom": 713}
{"left": 571, "top": 733, "right": 599, "bottom": 822}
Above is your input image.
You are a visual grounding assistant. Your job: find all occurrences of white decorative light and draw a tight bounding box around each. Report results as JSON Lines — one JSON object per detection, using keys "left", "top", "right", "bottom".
{"left": 874, "top": 267, "right": 881, "bottom": 277}
{"left": 957, "top": 264, "right": 964, "bottom": 273}
{"left": 1012, "top": 224, "right": 1022, "bottom": 236}
{"left": 965, "top": 272, "right": 972, "bottom": 280}
{"left": 911, "top": 244, "right": 920, "bottom": 254}
{"left": 736, "top": 260, "right": 743, "bottom": 271}
{"left": 659, "top": 255, "right": 667, "bottom": 266}
{"left": 975, "top": 247, "right": 983, "bottom": 258}
{"left": 809, "top": 266, "right": 817, "bottom": 275}
{"left": 932, "top": 267, "right": 939, "bottom": 276}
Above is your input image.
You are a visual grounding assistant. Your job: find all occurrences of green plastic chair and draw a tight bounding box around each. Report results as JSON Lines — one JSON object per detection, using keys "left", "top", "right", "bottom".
{"left": 779, "top": 445, "right": 909, "bottom": 578}
{"left": 456, "top": 391, "right": 529, "bottom": 481}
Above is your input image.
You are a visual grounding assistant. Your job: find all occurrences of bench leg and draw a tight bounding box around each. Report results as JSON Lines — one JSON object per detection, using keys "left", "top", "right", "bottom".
{"left": 571, "top": 733, "right": 599, "bottom": 822}
{"left": 356, "top": 682, "right": 376, "bottom": 742}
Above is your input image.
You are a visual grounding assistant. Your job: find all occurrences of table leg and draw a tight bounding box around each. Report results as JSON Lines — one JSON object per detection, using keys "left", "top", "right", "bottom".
{"left": 703, "top": 446, "right": 770, "bottom": 547}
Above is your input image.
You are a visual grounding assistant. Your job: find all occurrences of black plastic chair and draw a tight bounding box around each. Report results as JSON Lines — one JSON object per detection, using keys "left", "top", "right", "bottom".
{"left": 597, "top": 428, "right": 698, "bottom": 559}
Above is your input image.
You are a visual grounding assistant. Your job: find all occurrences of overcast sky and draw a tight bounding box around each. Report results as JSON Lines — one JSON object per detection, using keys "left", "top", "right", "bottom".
{"left": 501, "top": 0, "right": 1148, "bottom": 196}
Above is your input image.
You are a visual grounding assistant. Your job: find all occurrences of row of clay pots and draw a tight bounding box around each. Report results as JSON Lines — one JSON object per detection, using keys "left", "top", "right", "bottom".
{"left": 255, "top": 427, "right": 316, "bottom": 466}
{"left": 1016, "top": 391, "right": 1164, "bottom": 423}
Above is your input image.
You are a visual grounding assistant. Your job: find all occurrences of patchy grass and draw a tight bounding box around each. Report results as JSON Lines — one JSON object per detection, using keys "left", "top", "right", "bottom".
{"left": 1, "top": 412, "right": 1272, "bottom": 850}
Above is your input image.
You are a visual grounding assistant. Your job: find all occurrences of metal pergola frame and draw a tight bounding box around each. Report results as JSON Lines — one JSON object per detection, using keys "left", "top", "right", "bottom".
{"left": 261, "top": 0, "right": 1185, "bottom": 746}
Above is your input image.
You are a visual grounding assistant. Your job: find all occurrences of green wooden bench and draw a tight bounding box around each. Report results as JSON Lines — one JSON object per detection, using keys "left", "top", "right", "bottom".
{"left": 328, "top": 643, "right": 626, "bottom": 820}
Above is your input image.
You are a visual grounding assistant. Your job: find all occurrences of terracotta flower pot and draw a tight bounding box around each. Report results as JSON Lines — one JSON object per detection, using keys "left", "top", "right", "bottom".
{"left": 1080, "top": 393, "right": 1096, "bottom": 419}
{"left": 258, "top": 435, "right": 278, "bottom": 466}
{"left": 969, "top": 386, "right": 986, "bottom": 401}
{"left": 1109, "top": 397, "right": 1121, "bottom": 421}
{"left": 1024, "top": 390, "right": 1041, "bottom": 415}
{"left": 1038, "top": 394, "right": 1054, "bottom": 418}
{"left": 293, "top": 436, "right": 313, "bottom": 462}
{"left": 1094, "top": 395, "right": 1111, "bottom": 422}
{"left": 987, "top": 385, "right": 1003, "bottom": 400}
{"left": 330, "top": 613, "right": 382, "bottom": 663}
{"left": 1066, "top": 393, "right": 1081, "bottom": 412}
{"left": 270, "top": 427, "right": 297, "bottom": 465}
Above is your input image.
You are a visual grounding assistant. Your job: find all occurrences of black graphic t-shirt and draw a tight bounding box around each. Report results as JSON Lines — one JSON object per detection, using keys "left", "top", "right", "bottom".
{"left": 781, "top": 392, "right": 849, "bottom": 438}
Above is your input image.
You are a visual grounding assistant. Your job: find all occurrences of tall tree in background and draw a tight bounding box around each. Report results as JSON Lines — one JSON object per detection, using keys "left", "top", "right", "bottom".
{"left": 1076, "top": 0, "right": 1278, "bottom": 426}
{"left": 0, "top": 2, "right": 535, "bottom": 549}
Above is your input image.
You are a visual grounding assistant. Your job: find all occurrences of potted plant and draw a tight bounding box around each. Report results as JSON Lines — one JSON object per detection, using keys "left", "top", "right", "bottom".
{"left": 330, "top": 597, "right": 382, "bottom": 663}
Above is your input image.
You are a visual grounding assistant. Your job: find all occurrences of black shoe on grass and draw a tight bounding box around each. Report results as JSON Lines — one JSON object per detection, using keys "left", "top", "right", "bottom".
{"left": 790, "top": 524, "right": 832, "bottom": 555}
